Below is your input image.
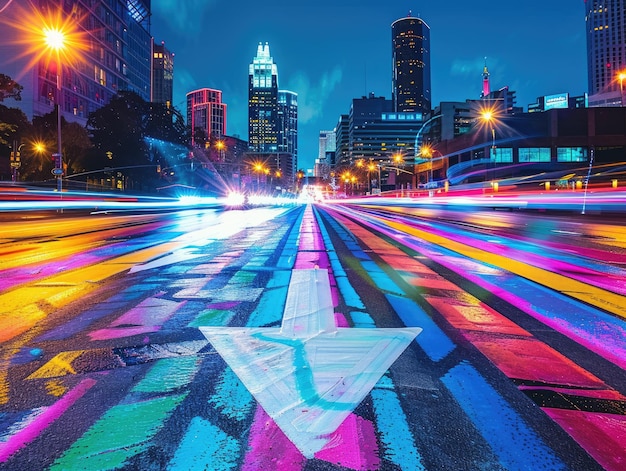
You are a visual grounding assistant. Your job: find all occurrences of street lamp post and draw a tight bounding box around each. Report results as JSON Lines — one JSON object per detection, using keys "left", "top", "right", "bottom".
{"left": 43, "top": 26, "right": 66, "bottom": 193}
{"left": 480, "top": 109, "right": 497, "bottom": 183}
{"left": 619, "top": 72, "right": 626, "bottom": 106}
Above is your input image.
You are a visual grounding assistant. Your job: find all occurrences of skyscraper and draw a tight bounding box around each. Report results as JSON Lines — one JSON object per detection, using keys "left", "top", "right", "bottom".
{"left": 278, "top": 90, "right": 298, "bottom": 182}
{"left": 585, "top": 0, "right": 626, "bottom": 106}
{"left": 248, "top": 42, "right": 279, "bottom": 154}
{"left": 152, "top": 41, "right": 174, "bottom": 105}
{"left": 391, "top": 13, "right": 431, "bottom": 114}
{"left": 248, "top": 42, "right": 298, "bottom": 186}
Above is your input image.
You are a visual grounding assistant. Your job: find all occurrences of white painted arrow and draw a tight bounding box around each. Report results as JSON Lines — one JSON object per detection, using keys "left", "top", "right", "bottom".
{"left": 199, "top": 268, "right": 421, "bottom": 458}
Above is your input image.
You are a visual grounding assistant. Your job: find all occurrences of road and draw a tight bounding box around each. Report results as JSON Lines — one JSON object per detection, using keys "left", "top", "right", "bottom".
{"left": 0, "top": 203, "right": 624, "bottom": 470}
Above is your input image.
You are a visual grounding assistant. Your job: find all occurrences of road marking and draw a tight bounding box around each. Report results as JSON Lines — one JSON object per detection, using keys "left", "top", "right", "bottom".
{"left": 200, "top": 268, "right": 421, "bottom": 458}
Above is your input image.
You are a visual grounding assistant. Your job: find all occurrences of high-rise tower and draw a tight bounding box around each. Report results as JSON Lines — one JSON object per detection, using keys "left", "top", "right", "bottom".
{"left": 392, "top": 13, "right": 431, "bottom": 114}
{"left": 248, "top": 42, "right": 279, "bottom": 153}
{"left": 152, "top": 41, "right": 174, "bottom": 105}
{"left": 585, "top": 0, "right": 626, "bottom": 105}
{"left": 248, "top": 43, "right": 298, "bottom": 186}
{"left": 481, "top": 58, "right": 491, "bottom": 98}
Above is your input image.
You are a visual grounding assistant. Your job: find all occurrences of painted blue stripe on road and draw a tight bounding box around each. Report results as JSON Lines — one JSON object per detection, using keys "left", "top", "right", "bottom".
{"left": 209, "top": 368, "right": 254, "bottom": 422}
{"left": 372, "top": 374, "right": 425, "bottom": 470}
{"left": 441, "top": 362, "right": 568, "bottom": 471}
{"left": 169, "top": 417, "right": 240, "bottom": 471}
{"left": 386, "top": 293, "right": 456, "bottom": 362}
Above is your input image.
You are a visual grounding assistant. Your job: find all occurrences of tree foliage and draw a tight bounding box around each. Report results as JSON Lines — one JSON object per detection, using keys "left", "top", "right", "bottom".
{"left": 0, "top": 74, "right": 23, "bottom": 102}
{"left": 86, "top": 91, "right": 191, "bottom": 191}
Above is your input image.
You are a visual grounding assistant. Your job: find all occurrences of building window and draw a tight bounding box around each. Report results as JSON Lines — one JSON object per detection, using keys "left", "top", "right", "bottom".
{"left": 557, "top": 147, "right": 588, "bottom": 162}
{"left": 491, "top": 147, "right": 513, "bottom": 162}
{"left": 518, "top": 147, "right": 551, "bottom": 162}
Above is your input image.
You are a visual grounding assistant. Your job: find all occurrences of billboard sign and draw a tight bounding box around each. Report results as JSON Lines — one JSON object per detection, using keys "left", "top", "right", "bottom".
{"left": 544, "top": 93, "right": 569, "bottom": 110}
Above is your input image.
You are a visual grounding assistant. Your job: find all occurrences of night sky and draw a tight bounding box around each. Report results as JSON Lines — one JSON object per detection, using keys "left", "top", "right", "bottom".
{"left": 151, "top": 0, "right": 587, "bottom": 170}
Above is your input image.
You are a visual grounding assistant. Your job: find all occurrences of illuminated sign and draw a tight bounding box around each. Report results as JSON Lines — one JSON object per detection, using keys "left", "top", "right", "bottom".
{"left": 544, "top": 93, "right": 569, "bottom": 110}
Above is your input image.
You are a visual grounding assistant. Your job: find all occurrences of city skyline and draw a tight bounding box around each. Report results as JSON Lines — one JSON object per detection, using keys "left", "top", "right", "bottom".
{"left": 151, "top": 1, "right": 588, "bottom": 170}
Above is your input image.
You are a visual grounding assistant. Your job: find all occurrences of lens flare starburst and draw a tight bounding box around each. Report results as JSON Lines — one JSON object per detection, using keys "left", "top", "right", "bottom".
{"left": 0, "top": 0, "right": 89, "bottom": 79}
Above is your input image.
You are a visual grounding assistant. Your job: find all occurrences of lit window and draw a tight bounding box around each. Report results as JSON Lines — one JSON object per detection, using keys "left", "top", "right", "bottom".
{"left": 518, "top": 148, "right": 551, "bottom": 162}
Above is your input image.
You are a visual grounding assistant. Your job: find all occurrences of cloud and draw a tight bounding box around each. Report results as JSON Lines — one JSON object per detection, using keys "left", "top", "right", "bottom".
{"left": 286, "top": 67, "right": 343, "bottom": 124}
{"left": 152, "top": 0, "right": 216, "bottom": 34}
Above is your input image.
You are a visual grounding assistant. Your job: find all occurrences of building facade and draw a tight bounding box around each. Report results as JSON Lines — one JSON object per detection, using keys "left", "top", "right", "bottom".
{"left": 186, "top": 88, "right": 226, "bottom": 148}
{"left": 432, "top": 107, "right": 626, "bottom": 187}
{"left": 277, "top": 89, "right": 298, "bottom": 182}
{"left": 152, "top": 41, "right": 174, "bottom": 105}
{"left": 348, "top": 93, "right": 422, "bottom": 162}
{"left": 391, "top": 14, "right": 431, "bottom": 114}
{"left": 248, "top": 42, "right": 279, "bottom": 154}
{"left": 0, "top": 0, "right": 152, "bottom": 124}
{"left": 585, "top": 0, "right": 626, "bottom": 106}
{"left": 247, "top": 42, "right": 298, "bottom": 188}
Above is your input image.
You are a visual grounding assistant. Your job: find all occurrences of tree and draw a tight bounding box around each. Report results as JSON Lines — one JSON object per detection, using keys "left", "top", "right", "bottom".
{"left": 62, "top": 122, "right": 92, "bottom": 175}
{"left": 145, "top": 102, "right": 188, "bottom": 146}
{"left": 87, "top": 91, "right": 151, "bottom": 189}
{"left": 0, "top": 104, "right": 31, "bottom": 180}
{"left": 87, "top": 92, "right": 194, "bottom": 191}
{"left": 0, "top": 74, "right": 23, "bottom": 102}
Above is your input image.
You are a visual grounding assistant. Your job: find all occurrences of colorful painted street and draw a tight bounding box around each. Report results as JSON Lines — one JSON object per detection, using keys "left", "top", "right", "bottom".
{"left": 0, "top": 203, "right": 624, "bottom": 470}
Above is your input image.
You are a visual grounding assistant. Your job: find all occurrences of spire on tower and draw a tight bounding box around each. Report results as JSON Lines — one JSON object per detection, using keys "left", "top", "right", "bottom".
{"left": 481, "top": 57, "right": 491, "bottom": 98}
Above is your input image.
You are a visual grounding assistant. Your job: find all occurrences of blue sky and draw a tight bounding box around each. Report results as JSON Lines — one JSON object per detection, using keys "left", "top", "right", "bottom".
{"left": 151, "top": 1, "right": 588, "bottom": 170}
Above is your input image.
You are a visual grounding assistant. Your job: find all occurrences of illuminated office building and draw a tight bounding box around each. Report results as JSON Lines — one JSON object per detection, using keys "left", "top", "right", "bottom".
{"left": 152, "top": 42, "right": 174, "bottom": 105}
{"left": 186, "top": 88, "right": 226, "bottom": 148}
{"left": 248, "top": 42, "right": 280, "bottom": 154}
{"left": 392, "top": 13, "right": 431, "bottom": 114}
{"left": 0, "top": 0, "right": 152, "bottom": 123}
{"left": 278, "top": 89, "right": 298, "bottom": 182}
{"left": 248, "top": 42, "right": 298, "bottom": 186}
{"left": 585, "top": 0, "right": 626, "bottom": 106}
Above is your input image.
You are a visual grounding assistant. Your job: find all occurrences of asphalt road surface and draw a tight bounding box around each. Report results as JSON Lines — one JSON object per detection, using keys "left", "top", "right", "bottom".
{"left": 0, "top": 203, "right": 624, "bottom": 470}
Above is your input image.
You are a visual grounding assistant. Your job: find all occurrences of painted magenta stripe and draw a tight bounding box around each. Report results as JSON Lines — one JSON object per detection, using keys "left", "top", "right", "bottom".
{"left": 543, "top": 408, "right": 626, "bottom": 471}
{"left": 314, "top": 413, "right": 380, "bottom": 469}
{"left": 0, "top": 378, "right": 97, "bottom": 462}
{"left": 242, "top": 405, "right": 305, "bottom": 471}
{"left": 442, "top": 363, "right": 567, "bottom": 470}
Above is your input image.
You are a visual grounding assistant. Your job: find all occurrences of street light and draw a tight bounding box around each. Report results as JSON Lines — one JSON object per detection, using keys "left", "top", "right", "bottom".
{"left": 215, "top": 140, "right": 226, "bottom": 161}
{"left": 419, "top": 144, "right": 439, "bottom": 186}
{"left": 619, "top": 71, "right": 626, "bottom": 106}
{"left": 43, "top": 25, "right": 66, "bottom": 192}
{"left": 479, "top": 106, "right": 498, "bottom": 183}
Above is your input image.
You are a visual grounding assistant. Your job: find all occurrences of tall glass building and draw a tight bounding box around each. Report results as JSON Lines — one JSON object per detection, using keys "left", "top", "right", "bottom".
{"left": 248, "top": 43, "right": 298, "bottom": 186}
{"left": 585, "top": 0, "right": 626, "bottom": 105}
{"left": 152, "top": 41, "right": 174, "bottom": 105}
{"left": 391, "top": 14, "right": 431, "bottom": 114}
{"left": 248, "top": 42, "right": 279, "bottom": 154}
{"left": 0, "top": 0, "right": 152, "bottom": 124}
